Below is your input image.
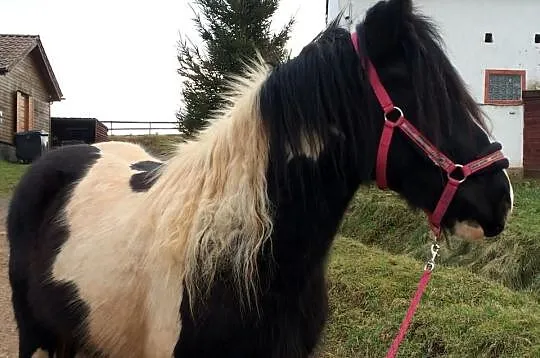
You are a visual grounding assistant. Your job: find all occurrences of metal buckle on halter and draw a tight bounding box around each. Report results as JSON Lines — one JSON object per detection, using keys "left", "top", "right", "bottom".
{"left": 424, "top": 243, "right": 440, "bottom": 272}
{"left": 384, "top": 106, "right": 404, "bottom": 126}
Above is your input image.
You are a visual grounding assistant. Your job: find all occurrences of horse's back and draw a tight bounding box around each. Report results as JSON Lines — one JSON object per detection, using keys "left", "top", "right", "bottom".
{"left": 7, "top": 141, "right": 159, "bottom": 251}
{"left": 92, "top": 140, "right": 160, "bottom": 164}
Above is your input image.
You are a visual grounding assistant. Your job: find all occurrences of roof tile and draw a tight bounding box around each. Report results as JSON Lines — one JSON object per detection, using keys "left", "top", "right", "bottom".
{"left": 0, "top": 34, "right": 39, "bottom": 71}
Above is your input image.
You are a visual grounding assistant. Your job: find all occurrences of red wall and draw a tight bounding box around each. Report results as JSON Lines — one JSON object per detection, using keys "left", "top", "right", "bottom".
{"left": 523, "top": 90, "right": 540, "bottom": 178}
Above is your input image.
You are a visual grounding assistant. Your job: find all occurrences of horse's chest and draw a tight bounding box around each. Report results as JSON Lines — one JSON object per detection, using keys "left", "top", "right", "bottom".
{"left": 52, "top": 228, "right": 183, "bottom": 356}
{"left": 174, "top": 275, "right": 328, "bottom": 358}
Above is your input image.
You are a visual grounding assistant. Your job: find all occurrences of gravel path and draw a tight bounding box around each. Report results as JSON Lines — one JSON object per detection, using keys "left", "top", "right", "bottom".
{"left": 0, "top": 198, "right": 18, "bottom": 357}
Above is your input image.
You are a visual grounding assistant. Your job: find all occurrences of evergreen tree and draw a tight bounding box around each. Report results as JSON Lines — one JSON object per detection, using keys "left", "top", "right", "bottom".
{"left": 176, "top": 0, "right": 294, "bottom": 138}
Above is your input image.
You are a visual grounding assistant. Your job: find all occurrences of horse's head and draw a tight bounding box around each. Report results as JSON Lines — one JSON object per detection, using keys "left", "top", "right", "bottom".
{"left": 353, "top": 0, "right": 513, "bottom": 240}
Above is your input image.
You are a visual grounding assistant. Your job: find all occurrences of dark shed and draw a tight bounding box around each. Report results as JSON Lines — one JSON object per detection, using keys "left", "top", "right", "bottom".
{"left": 50, "top": 117, "right": 108, "bottom": 147}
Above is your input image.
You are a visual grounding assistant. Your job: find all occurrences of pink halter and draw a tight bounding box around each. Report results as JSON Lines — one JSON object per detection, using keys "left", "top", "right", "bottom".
{"left": 350, "top": 32, "right": 507, "bottom": 238}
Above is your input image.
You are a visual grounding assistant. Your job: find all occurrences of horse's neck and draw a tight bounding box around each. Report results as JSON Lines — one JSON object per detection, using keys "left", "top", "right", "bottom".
{"left": 264, "top": 153, "right": 361, "bottom": 278}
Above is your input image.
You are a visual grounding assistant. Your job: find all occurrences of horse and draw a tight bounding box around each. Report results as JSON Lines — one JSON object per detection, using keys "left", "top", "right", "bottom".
{"left": 6, "top": 0, "right": 513, "bottom": 356}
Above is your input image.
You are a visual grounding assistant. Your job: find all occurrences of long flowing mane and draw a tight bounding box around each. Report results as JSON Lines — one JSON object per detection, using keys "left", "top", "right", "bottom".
{"left": 135, "top": 6, "right": 492, "bottom": 312}
{"left": 136, "top": 6, "right": 494, "bottom": 310}
{"left": 134, "top": 59, "right": 274, "bottom": 311}
{"left": 259, "top": 13, "right": 492, "bottom": 189}
{"left": 261, "top": 17, "right": 379, "bottom": 182}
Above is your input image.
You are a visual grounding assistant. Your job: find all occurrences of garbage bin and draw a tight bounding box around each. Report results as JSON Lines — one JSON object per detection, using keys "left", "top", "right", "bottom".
{"left": 14, "top": 130, "right": 49, "bottom": 163}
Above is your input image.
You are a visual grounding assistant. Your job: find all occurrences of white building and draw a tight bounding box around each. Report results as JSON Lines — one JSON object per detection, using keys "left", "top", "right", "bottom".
{"left": 326, "top": 0, "right": 540, "bottom": 168}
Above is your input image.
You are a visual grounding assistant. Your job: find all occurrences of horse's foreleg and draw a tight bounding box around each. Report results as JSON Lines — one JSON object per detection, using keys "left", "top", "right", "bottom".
{"left": 55, "top": 340, "right": 77, "bottom": 358}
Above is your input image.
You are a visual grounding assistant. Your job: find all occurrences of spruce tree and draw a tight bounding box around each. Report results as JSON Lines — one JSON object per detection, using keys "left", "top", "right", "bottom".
{"left": 176, "top": 0, "right": 294, "bottom": 138}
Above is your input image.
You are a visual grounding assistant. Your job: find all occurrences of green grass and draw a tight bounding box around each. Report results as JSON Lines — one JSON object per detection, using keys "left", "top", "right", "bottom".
{"left": 0, "top": 160, "right": 28, "bottom": 197}
{"left": 1, "top": 135, "right": 539, "bottom": 356}
{"left": 340, "top": 179, "right": 540, "bottom": 294}
{"left": 318, "top": 237, "right": 540, "bottom": 358}
{"left": 109, "top": 134, "right": 184, "bottom": 160}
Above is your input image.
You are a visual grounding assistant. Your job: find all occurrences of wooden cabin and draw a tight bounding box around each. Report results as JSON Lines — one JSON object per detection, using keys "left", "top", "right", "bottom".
{"left": 0, "top": 34, "right": 63, "bottom": 161}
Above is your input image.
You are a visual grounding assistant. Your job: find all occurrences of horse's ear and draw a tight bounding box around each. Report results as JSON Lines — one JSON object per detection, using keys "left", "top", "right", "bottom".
{"left": 360, "top": 0, "right": 413, "bottom": 60}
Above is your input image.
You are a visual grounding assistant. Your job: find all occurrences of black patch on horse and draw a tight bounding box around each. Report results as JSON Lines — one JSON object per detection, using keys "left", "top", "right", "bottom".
{"left": 7, "top": 144, "right": 101, "bottom": 356}
{"left": 130, "top": 160, "right": 162, "bottom": 172}
{"left": 174, "top": 2, "right": 510, "bottom": 356}
{"left": 129, "top": 160, "right": 163, "bottom": 192}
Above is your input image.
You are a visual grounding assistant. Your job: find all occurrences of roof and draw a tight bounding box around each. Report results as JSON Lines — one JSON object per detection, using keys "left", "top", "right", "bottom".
{"left": 51, "top": 117, "right": 109, "bottom": 131}
{"left": 51, "top": 117, "right": 100, "bottom": 123}
{"left": 0, "top": 34, "right": 63, "bottom": 101}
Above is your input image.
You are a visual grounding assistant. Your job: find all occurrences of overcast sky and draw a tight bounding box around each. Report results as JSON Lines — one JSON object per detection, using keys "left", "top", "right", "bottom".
{"left": 1, "top": 0, "right": 327, "bottom": 133}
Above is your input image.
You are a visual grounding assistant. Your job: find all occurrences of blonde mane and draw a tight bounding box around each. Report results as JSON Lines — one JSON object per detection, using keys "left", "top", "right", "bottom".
{"left": 135, "top": 57, "right": 274, "bottom": 311}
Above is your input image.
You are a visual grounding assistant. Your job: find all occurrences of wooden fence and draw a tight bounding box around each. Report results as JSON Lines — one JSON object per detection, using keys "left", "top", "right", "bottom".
{"left": 101, "top": 120, "right": 179, "bottom": 136}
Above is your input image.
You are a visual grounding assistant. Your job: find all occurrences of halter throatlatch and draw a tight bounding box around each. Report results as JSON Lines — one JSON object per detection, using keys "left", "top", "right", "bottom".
{"left": 350, "top": 32, "right": 508, "bottom": 358}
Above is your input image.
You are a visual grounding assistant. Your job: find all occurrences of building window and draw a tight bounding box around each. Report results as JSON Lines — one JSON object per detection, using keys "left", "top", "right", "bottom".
{"left": 484, "top": 69, "right": 526, "bottom": 105}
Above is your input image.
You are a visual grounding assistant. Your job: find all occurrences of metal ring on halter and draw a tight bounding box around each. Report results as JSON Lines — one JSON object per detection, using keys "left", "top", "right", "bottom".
{"left": 447, "top": 164, "right": 468, "bottom": 183}
{"left": 384, "top": 106, "right": 404, "bottom": 123}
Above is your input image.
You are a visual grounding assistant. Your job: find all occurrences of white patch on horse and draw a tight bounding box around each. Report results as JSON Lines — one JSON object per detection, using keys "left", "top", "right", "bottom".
{"left": 31, "top": 349, "right": 49, "bottom": 358}
{"left": 453, "top": 220, "right": 485, "bottom": 241}
{"left": 51, "top": 55, "right": 273, "bottom": 354}
{"left": 52, "top": 148, "right": 181, "bottom": 356}
{"left": 284, "top": 131, "right": 325, "bottom": 162}
{"left": 283, "top": 126, "right": 344, "bottom": 162}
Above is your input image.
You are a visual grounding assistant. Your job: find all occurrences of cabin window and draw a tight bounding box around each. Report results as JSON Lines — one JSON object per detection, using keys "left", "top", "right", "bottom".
{"left": 484, "top": 33, "right": 493, "bottom": 43}
{"left": 484, "top": 69, "right": 526, "bottom": 105}
{"left": 535, "top": 34, "right": 540, "bottom": 44}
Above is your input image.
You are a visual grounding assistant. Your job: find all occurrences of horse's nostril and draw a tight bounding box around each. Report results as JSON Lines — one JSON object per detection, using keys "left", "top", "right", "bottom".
{"left": 484, "top": 222, "right": 505, "bottom": 238}
{"left": 494, "top": 224, "right": 504, "bottom": 236}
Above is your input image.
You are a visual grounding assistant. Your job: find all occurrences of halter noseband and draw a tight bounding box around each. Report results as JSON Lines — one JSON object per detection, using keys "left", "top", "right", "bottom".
{"left": 350, "top": 32, "right": 508, "bottom": 238}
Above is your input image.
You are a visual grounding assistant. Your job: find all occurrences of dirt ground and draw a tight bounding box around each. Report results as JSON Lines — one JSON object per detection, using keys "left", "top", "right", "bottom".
{"left": 0, "top": 198, "right": 18, "bottom": 357}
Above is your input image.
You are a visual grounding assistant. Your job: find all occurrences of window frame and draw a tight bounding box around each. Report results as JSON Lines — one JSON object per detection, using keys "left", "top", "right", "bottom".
{"left": 484, "top": 69, "right": 526, "bottom": 106}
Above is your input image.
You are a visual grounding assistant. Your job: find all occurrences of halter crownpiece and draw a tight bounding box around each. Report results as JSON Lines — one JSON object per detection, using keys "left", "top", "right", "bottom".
{"left": 350, "top": 32, "right": 508, "bottom": 239}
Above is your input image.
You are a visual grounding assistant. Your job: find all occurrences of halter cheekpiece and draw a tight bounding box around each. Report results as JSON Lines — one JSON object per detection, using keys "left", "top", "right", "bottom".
{"left": 350, "top": 32, "right": 508, "bottom": 358}
{"left": 350, "top": 32, "right": 508, "bottom": 239}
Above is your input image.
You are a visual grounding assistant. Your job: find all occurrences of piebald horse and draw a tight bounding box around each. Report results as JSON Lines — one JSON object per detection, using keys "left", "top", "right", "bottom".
{"left": 7, "top": 0, "right": 513, "bottom": 357}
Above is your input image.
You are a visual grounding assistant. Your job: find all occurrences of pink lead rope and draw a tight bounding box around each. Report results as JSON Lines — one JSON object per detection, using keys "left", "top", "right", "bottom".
{"left": 350, "top": 32, "right": 508, "bottom": 358}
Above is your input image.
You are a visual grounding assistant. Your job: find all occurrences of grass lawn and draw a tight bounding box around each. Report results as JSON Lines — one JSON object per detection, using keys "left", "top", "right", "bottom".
{"left": 318, "top": 237, "right": 540, "bottom": 357}
{"left": 341, "top": 178, "right": 540, "bottom": 294}
{"left": 1, "top": 140, "right": 539, "bottom": 357}
{"left": 109, "top": 134, "right": 183, "bottom": 160}
{"left": 0, "top": 160, "right": 28, "bottom": 198}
